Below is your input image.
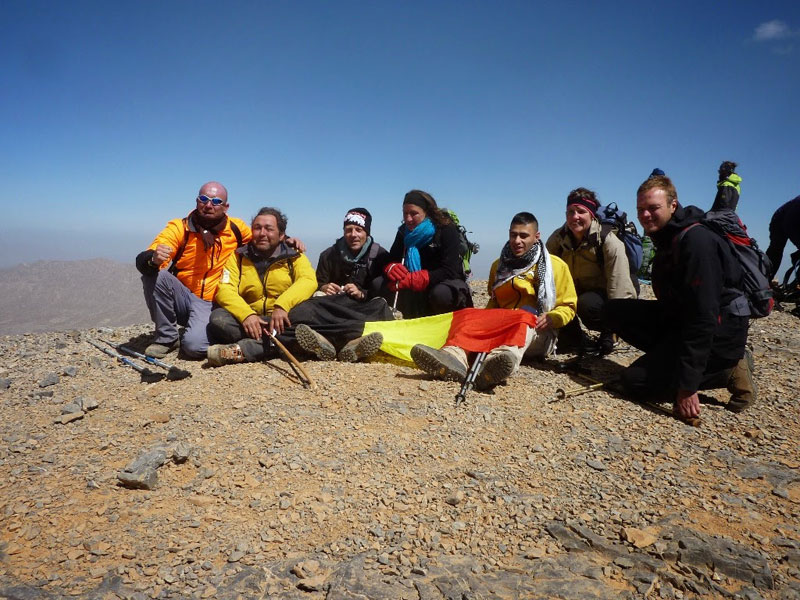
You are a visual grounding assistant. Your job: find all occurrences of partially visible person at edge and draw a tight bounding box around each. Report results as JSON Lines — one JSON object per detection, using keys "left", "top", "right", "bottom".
{"left": 604, "top": 175, "right": 756, "bottom": 419}
{"left": 710, "top": 160, "right": 742, "bottom": 212}
{"left": 411, "top": 212, "right": 577, "bottom": 390}
{"left": 136, "top": 182, "right": 251, "bottom": 359}
{"left": 546, "top": 188, "right": 636, "bottom": 356}
{"left": 765, "top": 195, "right": 800, "bottom": 283}
{"left": 379, "top": 190, "right": 473, "bottom": 318}
{"left": 316, "top": 208, "right": 388, "bottom": 300}
{"left": 205, "top": 207, "right": 317, "bottom": 366}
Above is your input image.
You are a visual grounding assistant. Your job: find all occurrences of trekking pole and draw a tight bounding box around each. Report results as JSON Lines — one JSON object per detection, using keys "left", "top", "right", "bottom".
{"left": 391, "top": 258, "right": 405, "bottom": 319}
{"left": 86, "top": 339, "right": 164, "bottom": 383}
{"left": 455, "top": 351, "right": 487, "bottom": 406}
{"left": 265, "top": 332, "right": 314, "bottom": 389}
{"left": 100, "top": 339, "right": 191, "bottom": 381}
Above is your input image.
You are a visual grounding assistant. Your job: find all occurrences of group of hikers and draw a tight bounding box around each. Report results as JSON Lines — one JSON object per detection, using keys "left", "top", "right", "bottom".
{"left": 135, "top": 162, "right": 800, "bottom": 421}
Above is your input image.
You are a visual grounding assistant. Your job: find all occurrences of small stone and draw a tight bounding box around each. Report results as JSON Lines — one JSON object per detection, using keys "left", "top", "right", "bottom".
{"left": 586, "top": 458, "right": 607, "bottom": 471}
{"left": 377, "top": 552, "right": 391, "bottom": 565}
{"left": 0, "top": 378, "right": 10, "bottom": 390}
{"left": 39, "top": 373, "right": 60, "bottom": 387}
{"left": 63, "top": 366, "right": 79, "bottom": 377}
{"left": 57, "top": 412, "right": 85, "bottom": 425}
{"left": 61, "top": 403, "right": 83, "bottom": 415}
{"left": 524, "top": 547, "right": 546, "bottom": 559}
{"left": 297, "top": 575, "right": 326, "bottom": 592}
{"left": 173, "top": 443, "right": 192, "bottom": 464}
{"left": 622, "top": 527, "right": 658, "bottom": 548}
{"left": 117, "top": 468, "right": 158, "bottom": 490}
{"left": 445, "top": 491, "right": 465, "bottom": 506}
{"left": 78, "top": 396, "right": 99, "bottom": 411}
{"left": 227, "top": 550, "right": 245, "bottom": 563}
{"left": 187, "top": 496, "right": 215, "bottom": 507}
{"left": 614, "top": 557, "right": 635, "bottom": 569}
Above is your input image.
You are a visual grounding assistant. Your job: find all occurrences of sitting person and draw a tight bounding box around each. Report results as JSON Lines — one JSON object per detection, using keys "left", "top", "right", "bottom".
{"left": 316, "top": 208, "right": 388, "bottom": 300}
{"left": 604, "top": 175, "right": 755, "bottom": 418}
{"left": 135, "top": 181, "right": 250, "bottom": 359}
{"left": 546, "top": 188, "right": 637, "bottom": 355}
{"left": 411, "top": 211, "right": 577, "bottom": 390}
{"left": 205, "top": 207, "right": 317, "bottom": 365}
{"left": 378, "top": 190, "right": 473, "bottom": 318}
{"left": 766, "top": 194, "right": 800, "bottom": 284}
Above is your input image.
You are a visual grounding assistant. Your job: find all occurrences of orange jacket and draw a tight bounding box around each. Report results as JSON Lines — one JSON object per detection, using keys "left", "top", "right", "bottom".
{"left": 148, "top": 214, "right": 252, "bottom": 301}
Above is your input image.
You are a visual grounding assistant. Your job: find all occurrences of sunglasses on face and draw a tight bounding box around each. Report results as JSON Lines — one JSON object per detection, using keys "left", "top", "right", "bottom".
{"left": 197, "top": 195, "right": 225, "bottom": 206}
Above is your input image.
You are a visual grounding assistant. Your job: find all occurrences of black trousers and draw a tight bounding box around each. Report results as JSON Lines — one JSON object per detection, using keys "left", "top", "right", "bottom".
{"left": 604, "top": 299, "right": 738, "bottom": 398}
{"left": 374, "top": 276, "right": 473, "bottom": 319}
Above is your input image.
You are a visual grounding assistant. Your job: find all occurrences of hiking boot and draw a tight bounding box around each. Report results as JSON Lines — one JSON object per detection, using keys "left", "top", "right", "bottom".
{"left": 727, "top": 348, "right": 756, "bottom": 413}
{"left": 411, "top": 344, "right": 467, "bottom": 382}
{"left": 295, "top": 324, "right": 336, "bottom": 361}
{"left": 338, "top": 332, "right": 383, "bottom": 363}
{"left": 475, "top": 350, "right": 516, "bottom": 390}
{"left": 206, "top": 343, "right": 245, "bottom": 367}
{"left": 145, "top": 339, "right": 180, "bottom": 359}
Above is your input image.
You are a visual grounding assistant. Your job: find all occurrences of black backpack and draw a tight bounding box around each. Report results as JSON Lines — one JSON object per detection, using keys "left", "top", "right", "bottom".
{"left": 444, "top": 209, "right": 480, "bottom": 277}
{"left": 676, "top": 210, "right": 773, "bottom": 319}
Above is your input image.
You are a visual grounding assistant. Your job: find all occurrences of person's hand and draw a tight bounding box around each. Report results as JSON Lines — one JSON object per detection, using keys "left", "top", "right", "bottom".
{"left": 342, "top": 283, "right": 365, "bottom": 299}
{"left": 321, "top": 283, "right": 343, "bottom": 295}
{"left": 151, "top": 244, "right": 172, "bottom": 266}
{"left": 770, "top": 279, "right": 780, "bottom": 290}
{"left": 675, "top": 389, "right": 701, "bottom": 419}
{"left": 403, "top": 270, "right": 429, "bottom": 292}
{"left": 242, "top": 314, "right": 269, "bottom": 339}
{"left": 285, "top": 237, "right": 306, "bottom": 253}
{"left": 384, "top": 262, "right": 409, "bottom": 282}
{"left": 269, "top": 307, "right": 291, "bottom": 335}
{"left": 535, "top": 313, "right": 553, "bottom": 330}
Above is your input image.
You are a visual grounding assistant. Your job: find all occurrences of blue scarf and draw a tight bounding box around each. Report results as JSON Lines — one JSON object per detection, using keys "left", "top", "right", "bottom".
{"left": 401, "top": 218, "right": 436, "bottom": 272}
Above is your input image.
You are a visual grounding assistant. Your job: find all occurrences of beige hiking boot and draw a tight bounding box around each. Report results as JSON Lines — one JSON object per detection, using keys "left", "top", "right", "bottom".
{"left": 410, "top": 344, "right": 467, "bottom": 382}
{"left": 338, "top": 332, "right": 383, "bottom": 363}
{"left": 295, "top": 324, "right": 336, "bottom": 361}
{"left": 206, "top": 344, "right": 245, "bottom": 367}
{"left": 475, "top": 350, "right": 516, "bottom": 390}
{"left": 727, "top": 348, "right": 756, "bottom": 413}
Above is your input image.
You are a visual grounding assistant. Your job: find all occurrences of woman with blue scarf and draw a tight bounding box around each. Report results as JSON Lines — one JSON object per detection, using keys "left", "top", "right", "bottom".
{"left": 382, "top": 190, "right": 473, "bottom": 318}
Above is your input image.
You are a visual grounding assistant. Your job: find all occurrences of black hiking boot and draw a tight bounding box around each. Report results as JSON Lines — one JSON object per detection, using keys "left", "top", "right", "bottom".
{"left": 295, "top": 325, "right": 337, "bottom": 361}
{"left": 411, "top": 345, "right": 467, "bottom": 382}
{"left": 727, "top": 348, "right": 756, "bottom": 413}
{"left": 338, "top": 332, "right": 383, "bottom": 363}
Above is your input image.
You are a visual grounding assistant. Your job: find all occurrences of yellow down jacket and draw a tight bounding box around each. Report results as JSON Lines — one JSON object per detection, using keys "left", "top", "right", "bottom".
{"left": 486, "top": 253, "right": 577, "bottom": 329}
{"left": 214, "top": 243, "right": 317, "bottom": 324}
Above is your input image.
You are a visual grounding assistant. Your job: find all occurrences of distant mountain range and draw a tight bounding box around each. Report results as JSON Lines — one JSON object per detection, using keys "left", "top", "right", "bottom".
{"left": 0, "top": 259, "right": 149, "bottom": 335}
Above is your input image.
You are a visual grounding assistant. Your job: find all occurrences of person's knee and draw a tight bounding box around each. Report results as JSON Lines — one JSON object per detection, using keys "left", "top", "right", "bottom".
{"left": 181, "top": 327, "right": 209, "bottom": 358}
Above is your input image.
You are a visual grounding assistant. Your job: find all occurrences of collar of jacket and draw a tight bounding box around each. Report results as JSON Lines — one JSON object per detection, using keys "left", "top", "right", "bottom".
{"left": 650, "top": 204, "right": 705, "bottom": 250}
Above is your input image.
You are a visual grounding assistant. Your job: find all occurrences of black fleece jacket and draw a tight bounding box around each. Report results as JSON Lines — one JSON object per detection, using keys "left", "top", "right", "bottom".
{"left": 650, "top": 204, "right": 748, "bottom": 392}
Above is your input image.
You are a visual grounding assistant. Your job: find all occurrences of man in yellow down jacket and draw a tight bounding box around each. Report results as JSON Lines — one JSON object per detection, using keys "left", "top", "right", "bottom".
{"left": 136, "top": 181, "right": 251, "bottom": 359}
{"left": 206, "top": 207, "right": 317, "bottom": 366}
{"left": 411, "top": 211, "right": 577, "bottom": 390}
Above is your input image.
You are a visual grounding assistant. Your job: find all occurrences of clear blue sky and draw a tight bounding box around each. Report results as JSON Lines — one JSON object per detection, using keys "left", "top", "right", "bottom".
{"left": 2, "top": 1, "right": 799, "bottom": 278}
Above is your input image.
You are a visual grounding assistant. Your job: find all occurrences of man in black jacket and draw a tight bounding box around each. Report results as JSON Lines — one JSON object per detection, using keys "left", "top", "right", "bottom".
{"left": 315, "top": 208, "right": 388, "bottom": 300}
{"left": 766, "top": 195, "right": 800, "bottom": 282}
{"left": 605, "top": 175, "right": 755, "bottom": 419}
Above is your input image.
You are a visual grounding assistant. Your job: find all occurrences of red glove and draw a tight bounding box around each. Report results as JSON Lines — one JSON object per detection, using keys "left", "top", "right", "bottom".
{"left": 398, "top": 270, "right": 429, "bottom": 292}
{"left": 384, "top": 262, "right": 409, "bottom": 282}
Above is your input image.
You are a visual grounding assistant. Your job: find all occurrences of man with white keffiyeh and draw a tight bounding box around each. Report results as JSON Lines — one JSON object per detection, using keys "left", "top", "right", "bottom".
{"left": 411, "top": 212, "right": 577, "bottom": 390}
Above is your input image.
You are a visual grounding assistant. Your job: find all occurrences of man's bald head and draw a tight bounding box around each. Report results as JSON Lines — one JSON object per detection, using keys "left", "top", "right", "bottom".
{"left": 198, "top": 181, "right": 228, "bottom": 203}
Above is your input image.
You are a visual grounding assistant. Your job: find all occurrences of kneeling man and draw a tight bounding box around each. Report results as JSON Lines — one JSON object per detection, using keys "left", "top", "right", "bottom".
{"left": 412, "top": 212, "right": 577, "bottom": 390}
{"left": 206, "top": 207, "right": 317, "bottom": 365}
{"left": 604, "top": 175, "right": 755, "bottom": 419}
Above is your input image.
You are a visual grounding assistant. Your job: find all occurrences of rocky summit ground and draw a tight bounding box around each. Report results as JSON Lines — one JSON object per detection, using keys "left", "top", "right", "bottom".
{"left": 1, "top": 282, "right": 799, "bottom": 600}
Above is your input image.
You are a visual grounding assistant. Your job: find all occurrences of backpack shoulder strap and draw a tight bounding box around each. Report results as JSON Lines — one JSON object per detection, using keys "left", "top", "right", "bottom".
{"left": 168, "top": 219, "right": 191, "bottom": 275}
{"left": 230, "top": 220, "right": 244, "bottom": 247}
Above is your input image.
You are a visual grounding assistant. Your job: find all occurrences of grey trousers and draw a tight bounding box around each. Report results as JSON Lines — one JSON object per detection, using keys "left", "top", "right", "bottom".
{"left": 207, "top": 308, "right": 273, "bottom": 362}
{"left": 141, "top": 270, "right": 211, "bottom": 358}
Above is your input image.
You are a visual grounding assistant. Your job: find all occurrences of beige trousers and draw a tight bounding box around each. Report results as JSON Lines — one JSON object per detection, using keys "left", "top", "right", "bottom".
{"left": 440, "top": 326, "right": 557, "bottom": 374}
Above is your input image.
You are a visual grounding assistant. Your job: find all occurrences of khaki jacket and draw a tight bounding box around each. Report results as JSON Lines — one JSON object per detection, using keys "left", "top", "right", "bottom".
{"left": 545, "top": 220, "right": 636, "bottom": 300}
